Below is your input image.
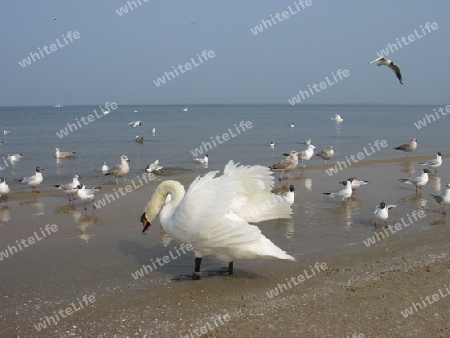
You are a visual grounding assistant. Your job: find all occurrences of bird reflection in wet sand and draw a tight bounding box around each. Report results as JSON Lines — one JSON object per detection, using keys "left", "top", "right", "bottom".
{"left": 76, "top": 214, "right": 102, "bottom": 245}
{"left": 278, "top": 218, "right": 295, "bottom": 239}
{"left": 0, "top": 206, "right": 11, "bottom": 225}
{"left": 401, "top": 193, "right": 428, "bottom": 208}
{"left": 400, "top": 162, "right": 415, "bottom": 176}
{"left": 54, "top": 204, "right": 82, "bottom": 223}
{"left": 20, "top": 199, "right": 44, "bottom": 216}
{"left": 429, "top": 174, "right": 441, "bottom": 194}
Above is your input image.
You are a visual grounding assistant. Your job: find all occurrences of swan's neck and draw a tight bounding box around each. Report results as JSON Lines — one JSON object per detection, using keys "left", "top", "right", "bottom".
{"left": 144, "top": 180, "right": 185, "bottom": 222}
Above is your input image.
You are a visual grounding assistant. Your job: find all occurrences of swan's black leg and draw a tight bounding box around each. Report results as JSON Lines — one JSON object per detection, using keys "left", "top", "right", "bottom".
{"left": 228, "top": 261, "right": 233, "bottom": 275}
{"left": 192, "top": 257, "right": 202, "bottom": 280}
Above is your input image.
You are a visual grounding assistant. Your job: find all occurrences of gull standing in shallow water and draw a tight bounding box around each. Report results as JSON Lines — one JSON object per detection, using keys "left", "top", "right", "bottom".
{"left": 282, "top": 185, "right": 295, "bottom": 205}
{"left": 323, "top": 180, "right": 352, "bottom": 204}
{"left": 54, "top": 174, "right": 81, "bottom": 202}
{"left": 316, "top": 146, "right": 334, "bottom": 164}
{"left": 269, "top": 150, "right": 299, "bottom": 180}
{"left": 398, "top": 168, "right": 430, "bottom": 194}
{"left": 146, "top": 160, "right": 163, "bottom": 173}
{"left": 298, "top": 144, "right": 315, "bottom": 168}
{"left": 194, "top": 154, "right": 209, "bottom": 164}
{"left": 368, "top": 57, "right": 403, "bottom": 84}
{"left": 55, "top": 148, "right": 76, "bottom": 158}
{"left": 341, "top": 177, "right": 370, "bottom": 191}
{"left": 140, "top": 160, "right": 294, "bottom": 280}
{"left": 418, "top": 152, "right": 442, "bottom": 173}
{"left": 77, "top": 185, "right": 101, "bottom": 210}
{"left": 372, "top": 202, "right": 396, "bottom": 227}
{"left": 105, "top": 155, "right": 130, "bottom": 184}
{"left": 0, "top": 178, "right": 10, "bottom": 204}
{"left": 430, "top": 183, "right": 450, "bottom": 214}
{"left": 101, "top": 162, "right": 109, "bottom": 174}
{"left": 129, "top": 121, "right": 142, "bottom": 127}
{"left": 7, "top": 154, "right": 22, "bottom": 163}
{"left": 394, "top": 138, "right": 417, "bottom": 156}
{"left": 19, "top": 167, "right": 44, "bottom": 193}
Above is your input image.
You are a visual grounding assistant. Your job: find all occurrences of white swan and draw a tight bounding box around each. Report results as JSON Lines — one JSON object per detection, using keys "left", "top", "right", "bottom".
{"left": 140, "top": 160, "right": 295, "bottom": 280}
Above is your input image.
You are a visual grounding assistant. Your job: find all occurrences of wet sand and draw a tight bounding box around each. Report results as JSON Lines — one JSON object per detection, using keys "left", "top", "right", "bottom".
{"left": 1, "top": 155, "right": 450, "bottom": 337}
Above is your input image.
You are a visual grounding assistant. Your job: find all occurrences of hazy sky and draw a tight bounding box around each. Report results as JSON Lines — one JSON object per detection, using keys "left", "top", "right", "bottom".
{"left": 1, "top": 1, "right": 449, "bottom": 106}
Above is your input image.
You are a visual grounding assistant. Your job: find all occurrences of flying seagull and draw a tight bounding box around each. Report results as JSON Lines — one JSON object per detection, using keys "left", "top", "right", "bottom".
{"left": 369, "top": 57, "right": 403, "bottom": 84}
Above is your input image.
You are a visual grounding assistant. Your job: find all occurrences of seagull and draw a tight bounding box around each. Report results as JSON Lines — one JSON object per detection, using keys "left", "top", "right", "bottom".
{"left": 151, "top": 128, "right": 156, "bottom": 136}
{"left": 54, "top": 174, "right": 81, "bottom": 202}
{"left": 19, "top": 167, "right": 44, "bottom": 193}
{"left": 282, "top": 185, "right": 295, "bottom": 205}
{"left": 290, "top": 123, "right": 295, "bottom": 128}
{"left": 77, "top": 185, "right": 101, "bottom": 210}
{"left": 189, "top": 20, "right": 199, "bottom": 25}
{"left": 398, "top": 168, "right": 431, "bottom": 193}
{"left": 270, "top": 142, "right": 275, "bottom": 148}
{"left": 300, "top": 139, "right": 312, "bottom": 145}
{"left": 51, "top": 14, "right": 57, "bottom": 22}
{"left": 105, "top": 155, "right": 130, "bottom": 184}
{"left": 341, "top": 177, "right": 370, "bottom": 191}
{"left": 372, "top": 202, "right": 396, "bottom": 227}
{"left": 0, "top": 178, "right": 10, "bottom": 204}
{"left": 430, "top": 183, "right": 450, "bottom": 214}
{"left": 146, "top": 160, "right": 163, "bottom": 173}
{"left": 3, "top": 130, "right": 10, "bottom": 136}
{"left": 298, "top": 144, "right": 316, "bottom": 168}
{"left": 134, "top": 110, "right": 139, "bottom": 113}
{"left": 139, "top": 160, "right": 294, "bottom": 280}
{"left": 331, "top": 114, "right": 343, "bottom": 122}
{"left": 316, "top": 146, "right": 334, "bottom": 164}
{"left": 418, "top": 152, "right": 442, "bottom": 173}
{"left": 135, "top": 135, "right": 144, "bottom": 143}
{"left": 194, "top": 154, "right": 209, "bottom": 164}
{"left": 368, "top": 57, "right": 403, "bottom": 84}
{"left": 323, "top": 180, "right": 352, "bottom": 204}
{"left": 101, "top": 161, "right": 109, "bottom": 174}
{"left": 55, "top": 148, "right": 76, "bottom": 158}
{"left": 129, "top": 121, "right": 142, "bottom": 127}
{"left": 269, "top": 150, "right": 299, "bottom": 180}
{"left": 7, "top": 154, "right": 22, "bottom": 163}
{"left": 394, "top": 138, "right": 417, "bottom": 156}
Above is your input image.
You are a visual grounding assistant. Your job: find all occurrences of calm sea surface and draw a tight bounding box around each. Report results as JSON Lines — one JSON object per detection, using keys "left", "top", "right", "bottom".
{"left": 0, "top": 104, "right": 448, "bottom": 191}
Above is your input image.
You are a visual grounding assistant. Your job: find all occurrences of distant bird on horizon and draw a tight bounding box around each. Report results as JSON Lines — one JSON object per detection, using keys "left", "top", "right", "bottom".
{"left": 316, "top": 146, "right": 334, "bottom": 164}
{"left": 372, "top": 202, "right": 396, "bottom": 227}
{"left": 129, "top": 121, "right": 142, "bottom": 127}
{"left": 399, "top": 168, "right": 430, "bottom": 194}
{"left": 270, "top": 142, "right": 275, "bottom": 148}
{"left": 3, "top": 130, "right": 10, "bottom": 136}
{"left": 394, "top": 138, "right": 417, "bottom": 156}
{"left": 368, "top": 57, "right": 403, "bottom": 85}
{"left": 135, "top": 135, "right": 144, "bottom": 143}
{"left": 418, "top": 152, "right": 442, "bottom": 173}
{"left": 331, "top": 114, "right": 343, "bottom": 122}
{"left": 430, "top": 183, "right": 450, "bottom": 214}
{"left": 151, "top": 128, "right": 156, "bottom": 136}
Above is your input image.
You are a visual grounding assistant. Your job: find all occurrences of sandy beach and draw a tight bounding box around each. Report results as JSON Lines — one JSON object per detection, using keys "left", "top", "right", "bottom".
{"left": 1, "top": 155, "right": 450, "bottom": 337}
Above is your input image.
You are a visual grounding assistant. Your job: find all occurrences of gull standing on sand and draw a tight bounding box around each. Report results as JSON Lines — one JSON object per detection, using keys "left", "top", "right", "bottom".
{"left": 323, "top": 180, "right": 352, "bottom": 204}
{"left": 19, "top": 167, "right": 44, "bottom": 193}
{"left": 7, "top": 154, "right": 22, "bottom": 163}
{"left": 140, "top": 160, "right": 294, "bottom": 280}
{"left": 101, "top": 162, "right": 109, "bottom": 174}
{"left": 298, "top": 144, "right": 315, "bottom": 168}
{"left": 194, "top": 154, "right": 209, "bottom": 164}
{"left": 316, "top": 146, "right": 334, "bottom": 164}
{"left": 341, "top": 177, "right": 370, "bottom": 191}
{"left": 55, "top": 148, "right": 76, "bottom": 158}
{"left": 146, "top": 160, "right": 163, "bottom": 173}
{"left": 129, "top": 121, "right": 142, "bottom": 127}
{"left": 368, "top": 57, "right": 403, "bottom": 84}
{"left": 0, "top": 178, "right": 10, "bottom": 204}
{"left": 77, "top": 185, "right": 101, "bottom": 210}
{"left": 372, "top": 202, "right": 396, "bottom": 227}
{"left": 105, "top": 155, "right": 130, "bottom": 185}
{"left": 54, "top": 174, "right": 81, "bottom": 202}
{"left": 394, "top": 138, "right": 417, "bottom": 156}
{"left": 398, "top": 168, "right": 430, "bottom": 193}
{"left": 418, "top": 152, "right": 442, "bottom": 173}
{"left": 430, "top": 183, "right": 450, "bottom": 214}
{"left": 269, "top": 150, "right": 299, "bottom": 180}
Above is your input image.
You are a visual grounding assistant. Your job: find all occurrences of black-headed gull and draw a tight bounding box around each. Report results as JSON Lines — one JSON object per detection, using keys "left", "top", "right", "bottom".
{"left": 77, "top": 185, "right": 101, "bottom": 210}
{"left": 7, "top": 154, "right": 22, "bottom": 163}
{"left": 394, "top": 138, "right": 417, "bottom": 156}
{"left": 372, "top": 202, "right": 396, "bottom": 227}
{"left": 0, "top": 178, "right": 10, "bottom": 204}
{"left": 430, "top": 183, "right": 450, "bottom": 214}
{"left": 323, "top": 180, "right": 352, "bottom": 204}
{"left": 316, "top": 146, "right": 334, "bottom": 164}
{"left": 194, "top": 154, "right": 209, "bottom": 164}
{"left": 270, "top": 150, "right": 299, "bottom": 180}
{"left": 341, "top": 177, "right": 370, "bottom": 191}
{"left": 419, "top": 152, "right": 442, "bottom": 173}
{"left": 19, "top": 167, "right": 44, "bottom": 193}
{"left": 398, "top": 168, "right": 430, "bottom": 193}
{"left": 129, "top": 121, "right": 142, "bottom": 127}
{"left": 54, "top": 174, "right": 81, "bottom": 202}
{"left": 270, "top": 142, "right": 275, "bottom": 148}
{"left": 140, "top": 160, "right": 294, "bottom": 280}
{"left": 105, "top": 155, "right": 130, "bottom": 185}
{"left": 368, "top": 57, "right": 403, "bottom": 84}
{"left": 146, "top": 160, "right": 163, "bottom": 173}
{"left": 282, "top": 185, "right": 295, "bottom": 205}
{"left": 55, "top": 148, "right": 76, "bottom": 158}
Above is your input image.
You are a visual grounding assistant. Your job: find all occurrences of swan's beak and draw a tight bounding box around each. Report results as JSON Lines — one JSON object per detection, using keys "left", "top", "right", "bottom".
{"left": 140, "top": 212, "right": 151, "bottom": 235}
